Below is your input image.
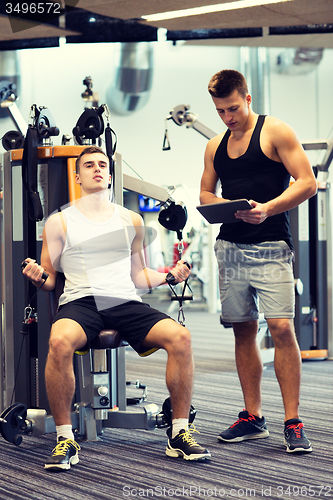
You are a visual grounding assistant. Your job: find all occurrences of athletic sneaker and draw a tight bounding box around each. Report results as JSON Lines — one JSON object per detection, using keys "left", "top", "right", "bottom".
{"left": 284, "top": 419, "right": 312, "bottom": 453}
{"left": 45, "top": 437, "right": 81, "bottom": 471}
{"left": 166, "top": 425, "right": 211, "bottom": 461}
{"left": 218, "top": 410, "right": 269, "bottom": 442}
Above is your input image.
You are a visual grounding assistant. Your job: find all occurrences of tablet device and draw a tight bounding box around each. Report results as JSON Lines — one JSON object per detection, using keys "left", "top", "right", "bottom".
{"left": 196, "top": 199, "right": 252, "bottom": 224}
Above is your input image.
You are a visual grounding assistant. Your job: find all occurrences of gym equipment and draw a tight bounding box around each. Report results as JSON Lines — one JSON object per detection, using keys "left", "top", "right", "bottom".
{"left": 0, "top": 86, "right": 195, "bottom": 445}
{"left": 158, "top": 199, "right": 193, "bottom": 325}
{"left": 0, "top": 144, "right": 169, "bottom": 442}
{"left": 0, "top": 144, "right": 195, "bottom": 445}
{"left": 31, "top": 105, "right": 60, "bottom": 143}
{"left": 297, "top": 139, "right": 333, "bottom": 359}
{"left": 0, "top": 325, "right": 165, "bottom": 445}
{"left": 158, "top": 200, "right": 188, "bottom": 241}
{"left": 165, "top": 261, "right": 193, "bottom": 326}
{"left": 0, "top": 80, "right": 29, "bottom": 146}
{"left": 72, "top": 106, "right": 105, "bottom": 145}
{"left": 1, "top": 96, "right": 25, "bottom": 150}
{"left": 163, "top": 104, "right": 216, "bottom": 150}
{"left": 2, "top": 130, "right": 25, "bottom": 150}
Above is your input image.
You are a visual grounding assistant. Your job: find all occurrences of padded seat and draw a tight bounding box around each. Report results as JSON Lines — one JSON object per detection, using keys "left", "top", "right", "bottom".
{"left": 90, "top": 329, "right": 128, "bottom": 350}
{"left": 75, "top": 329, "right": 128, "bottom": 355}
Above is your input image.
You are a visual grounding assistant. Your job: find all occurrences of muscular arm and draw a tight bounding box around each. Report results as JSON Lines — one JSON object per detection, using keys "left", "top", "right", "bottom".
{"left": 22, "top": 213, "right": 65, "bottom": 291}
{"left": 129, "top": 212, "right": 190, "bottom": 289}
{"left": 235, "top": 118, "right": 317, "bottom": 224}
{"left": 200, "top": 134, "right": 228, "bottom": 205}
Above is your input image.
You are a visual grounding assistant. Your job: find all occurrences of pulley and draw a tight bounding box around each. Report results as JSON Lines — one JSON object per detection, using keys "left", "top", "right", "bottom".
{"left": 72, "top": 106, "right": 105, "bottom": 145}
{"left": 158, "top": 200, "right": 187, "bottom": 241}
{"left": 35, "top": 106, "right": 59, "bottom": 140}
{"left": 2, "top": 130, "right": 24, "bottom": 150}
{"left": 0, "top": 403, "right": 30, "bottom": 446}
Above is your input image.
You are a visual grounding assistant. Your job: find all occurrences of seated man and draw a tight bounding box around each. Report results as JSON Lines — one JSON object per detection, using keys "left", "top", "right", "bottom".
{"left": 23, "top": 146, "right": 210, "bottom": 471}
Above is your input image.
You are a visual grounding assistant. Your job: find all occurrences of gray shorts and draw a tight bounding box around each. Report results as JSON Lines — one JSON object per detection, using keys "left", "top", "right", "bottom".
{"left": 214, "top": 239, "right": 295, "bottom": 323}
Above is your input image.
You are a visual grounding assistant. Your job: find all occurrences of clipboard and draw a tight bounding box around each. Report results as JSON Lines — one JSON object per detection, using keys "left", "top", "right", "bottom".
{"left": 196, "top": 199, "right": 252, "bottom": 224}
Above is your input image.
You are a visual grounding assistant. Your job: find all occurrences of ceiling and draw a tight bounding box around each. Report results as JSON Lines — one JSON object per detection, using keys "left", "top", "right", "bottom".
{"left": 0, "top": 0, "right": 333, "bottom": 50}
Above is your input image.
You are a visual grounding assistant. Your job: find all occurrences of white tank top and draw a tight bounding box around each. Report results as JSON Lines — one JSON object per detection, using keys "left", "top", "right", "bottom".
{"left": 58, "top": 203, "right": 142, "bottom": 310}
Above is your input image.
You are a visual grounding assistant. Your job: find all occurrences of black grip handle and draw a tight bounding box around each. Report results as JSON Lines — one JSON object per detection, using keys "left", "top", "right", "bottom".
{"left": 165, "top": 261, "right": 190, "bottom": 285}
{"left": 21, "top": 260, "right": 48, "bottom": 281}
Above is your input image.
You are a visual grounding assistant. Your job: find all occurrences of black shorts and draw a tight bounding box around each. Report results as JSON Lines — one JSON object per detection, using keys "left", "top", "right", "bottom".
{"left": 53, "top": 297, "right": 171, "bottom": 355}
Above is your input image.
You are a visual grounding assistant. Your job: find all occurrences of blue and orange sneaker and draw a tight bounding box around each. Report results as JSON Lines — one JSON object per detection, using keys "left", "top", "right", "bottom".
{"left": 218, "top": 410, "right": 269, "bottom": 442}
{"left": 284, "top": 419, "right": 312, "bottom": 453}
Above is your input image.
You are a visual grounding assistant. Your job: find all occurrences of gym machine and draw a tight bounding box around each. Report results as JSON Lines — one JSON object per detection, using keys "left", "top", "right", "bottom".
{"left": 0, "top": 79, "right": 26, "bottom": 150}
{"left": 296, "top": 139, "right": 332, "bottom": 359}
{"left": 164, "top": 104, "right": 332, "bottom": 361}
{"left": 0, "top": 82, "right": 194, "bottom": 446}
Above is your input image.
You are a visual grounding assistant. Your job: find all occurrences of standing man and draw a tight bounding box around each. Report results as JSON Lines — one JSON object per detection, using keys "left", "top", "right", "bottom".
{"left": 200, "top": 70, "right": 317, "bottom": 453}
{"left": 23, "top": 146, "right": 210, "bottom": 471}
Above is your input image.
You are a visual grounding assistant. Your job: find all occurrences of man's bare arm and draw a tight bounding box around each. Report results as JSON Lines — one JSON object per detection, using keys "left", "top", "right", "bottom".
{"left": 200, "top": 134, "right": 228, "bottom": 205}
{"left": 129, "top": 212, "right": 190, "bottom": 289}
{"left": 235, "top": 119, "right": 317, "bottom": 224}
{"left": 22, "top": 213, "right": 65, "bottom": 291}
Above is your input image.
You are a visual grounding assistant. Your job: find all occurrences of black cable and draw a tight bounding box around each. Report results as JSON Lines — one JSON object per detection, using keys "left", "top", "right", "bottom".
{"left": 26, "top": 278, "right": 47, "bottom": 307}
{"left": 10, "top": 278, "right": 47, "bottom": 406}
{"left": 10, "top": 335, "right": 26, "bottom": 406}
{"left": 167, "top": 277, "right": 192, "bottom": 302}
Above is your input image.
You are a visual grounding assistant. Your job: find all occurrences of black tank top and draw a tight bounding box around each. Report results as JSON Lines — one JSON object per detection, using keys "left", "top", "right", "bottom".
{"left": 213, "top": 115, "right": 293, "bottom": 249}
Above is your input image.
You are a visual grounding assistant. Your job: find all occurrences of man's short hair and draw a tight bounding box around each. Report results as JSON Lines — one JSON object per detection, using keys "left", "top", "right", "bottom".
{"left": 208, "top": 70, "right": 248, "bottom": 99}
{"left": 75, "top": 146, "right": 108, "bottom": 174}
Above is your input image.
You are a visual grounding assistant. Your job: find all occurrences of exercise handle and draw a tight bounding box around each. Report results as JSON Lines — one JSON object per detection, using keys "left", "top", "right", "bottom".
{"left": 165, "top": 261, "right": 190, "bottom": 285}
{"left": 21, "top": 261, "right": 48, "bottom": 281}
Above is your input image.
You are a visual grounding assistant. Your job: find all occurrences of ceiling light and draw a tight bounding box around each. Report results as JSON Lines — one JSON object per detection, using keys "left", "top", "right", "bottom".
{"left": 142, "top": 0, "right": 292, "bottom": 22}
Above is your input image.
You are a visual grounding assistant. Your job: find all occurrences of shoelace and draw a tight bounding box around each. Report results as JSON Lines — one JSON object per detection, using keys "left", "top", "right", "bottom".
{"left": 230, "top": 412, "right": 256, "bottom": 428}
{"left": 286, "top": 423, "right": 304, "bottom": 439}
{"left": 178, "top": 425, "right": 201, "bottom": 447}
{"left": 51, "top": 439, "right": 81, "bottom": 456}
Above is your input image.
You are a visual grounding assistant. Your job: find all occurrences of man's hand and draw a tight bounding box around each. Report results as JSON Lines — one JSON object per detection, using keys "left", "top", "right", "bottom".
{"left": 166, "top": 260, "right": 191, "bottom": 284}
{"left": 234, "top": 200, "right": 269, "bottom": 225}
{"left": 21, "top": 258, "right": 47, "bottom": 283}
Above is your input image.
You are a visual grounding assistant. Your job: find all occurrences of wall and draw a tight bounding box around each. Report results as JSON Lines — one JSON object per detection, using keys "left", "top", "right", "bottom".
{"left": 268, "top": 47, "right": 333, "bottom": 168}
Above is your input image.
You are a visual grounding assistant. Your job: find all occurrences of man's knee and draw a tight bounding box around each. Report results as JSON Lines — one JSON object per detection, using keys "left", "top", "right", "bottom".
{"left": 168, "top": 325, "right": 192, "bottom": 354}
{"left": 176, "top": 325, "right": 191, "bottom": 344}
{"left": 267, "top": 319, "right": 296, "bottom": 346}
{"left": 233, "top": 320, "right": 259, "bottom": 341}
{"left": 144, "top": 320, "right": 192, "bottom": 354}
{"left": 48, "top": 322, "right": 82, "bottom": 359}
{"left": 48, "top": 319, "right": 87, "bottom": 359}
{"left": 48, "top": 329, "right": 74, "bottom": 360}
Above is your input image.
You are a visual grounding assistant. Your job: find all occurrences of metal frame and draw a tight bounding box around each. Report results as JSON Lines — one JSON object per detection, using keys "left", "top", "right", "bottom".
{"left": 302, "top": 139, "right": 333, "bottom": 358}
{"left": 0, "top": 152, "right": 17, "bottom": 410}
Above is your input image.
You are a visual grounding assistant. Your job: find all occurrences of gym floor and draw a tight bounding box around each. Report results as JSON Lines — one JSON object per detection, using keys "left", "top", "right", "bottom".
{"left": 0, "top": 308, "right": 332, "bottom": 500}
